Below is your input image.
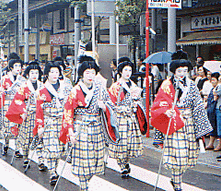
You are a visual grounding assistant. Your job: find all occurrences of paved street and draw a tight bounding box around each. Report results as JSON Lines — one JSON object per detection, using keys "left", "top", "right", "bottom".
{"left": 0, "top": 131, "right": 220, "bottom": 191}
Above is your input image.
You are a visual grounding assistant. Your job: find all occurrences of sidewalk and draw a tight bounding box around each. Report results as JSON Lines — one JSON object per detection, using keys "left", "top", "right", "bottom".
{"left": 142, "top": 129, "right": 221, "bottom": 176}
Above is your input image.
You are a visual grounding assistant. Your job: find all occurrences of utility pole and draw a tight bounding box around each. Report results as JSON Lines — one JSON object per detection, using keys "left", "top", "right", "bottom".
{"left": 167, "top": 8, "right": 176, "bottom": 53}
{"left": 18, "top": 0, "right": 22, "bottom": 54}
{"left": 24, "top": 0, "right": 29, "bottom": 63}
{"left": 74, "top": 4, "right": 81, "bottom": 82}
{"left": 109, "top": 16, "right": 116, "bottom": 44}
{"left": 91, "top": 0, "right": 95, "bottom": 58}
{"left": 145, "top": 0, "right": 150, "bottom": 137}
{"left": 35, "top": 13, "right": 40, "bottom": 61}
{"left": 116, "top": 2, "right": 119, "bottom": 66}
{"left": 167, "top": 8, "right": 176, "bottom": 76}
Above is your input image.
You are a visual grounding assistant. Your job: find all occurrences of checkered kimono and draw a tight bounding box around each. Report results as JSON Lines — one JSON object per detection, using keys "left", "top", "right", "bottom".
{"left": 108, "top": 80, "right": 144, "bottom": 169}
{"left": 1, "top": 72, "right": 26, "bottom": 138}
{"left": 6, "top": 80, "right": 43, "bottom": 158}
{"left": 60, "top": 81, "right": 114, "bottom": 178}
{"left": 151, "top": 77, "right": 213, "bottom": 172}
{"left": 34, "top": 80, "right": 72, "bottom": 159}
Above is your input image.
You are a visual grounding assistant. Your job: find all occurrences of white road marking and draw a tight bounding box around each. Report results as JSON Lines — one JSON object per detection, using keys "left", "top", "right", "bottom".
{"left": 0, "top": 139, "right": 206, "bottom": 191}
{"left": 0, "top": 159, "right": 49, "bottom": 191}
{"left": 106, "top": 158, "right": 206, "bottom": 191}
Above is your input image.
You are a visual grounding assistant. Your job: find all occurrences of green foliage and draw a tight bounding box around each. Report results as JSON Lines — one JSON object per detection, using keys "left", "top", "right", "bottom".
{"left": 115, "top": 0, "right": 145, "bottom": 25}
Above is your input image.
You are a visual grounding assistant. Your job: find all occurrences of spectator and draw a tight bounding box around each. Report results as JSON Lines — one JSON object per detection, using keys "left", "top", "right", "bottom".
{"left": 137, "top": 57, "right": 145, "bottom": 72}
{"left": 63, "top": 60, "right": 73, "bottom": 82}
{"left": 202, "top": 70, "right": 213, "bottom": 103}
{"left": 196, "top": 65, "right": 212, "bottom": 99}
{"left": 151, "top": 63, "right": 160, "bottom": 93}
{"left": 196, "top": 56, "right": 204, "bottom": 66}
{"left": 205, "top": 72, "right": 220, "bottom": 151}
{"left": 213, "top": 77, "right": 221, "bottom": 151}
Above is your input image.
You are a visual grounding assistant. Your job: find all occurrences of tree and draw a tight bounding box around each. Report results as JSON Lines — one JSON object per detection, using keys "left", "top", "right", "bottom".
{"left": 115, "top": 0, "right": 146, "bottom": 65}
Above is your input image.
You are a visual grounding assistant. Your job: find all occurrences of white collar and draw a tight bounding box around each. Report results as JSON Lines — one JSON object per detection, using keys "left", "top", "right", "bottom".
{"left": 45, "top": 80, "right": 64, "bottom": 108}
{"left": 27, "top": 80, "right": 41, "bottom": 103}
{"left": 177, "top": 77, "right": 191, "bottom": 107}
{"left": 79, "top": 80, "right": 95, "bottom": 107}
{"left": 27, "top": 80, "right": 41, "bottom": 93}
{"left": 119, "top": 79, "right": 136, "bottom": 94}
{"left": 8, "top": 71, "right": 18, "bottom": 83}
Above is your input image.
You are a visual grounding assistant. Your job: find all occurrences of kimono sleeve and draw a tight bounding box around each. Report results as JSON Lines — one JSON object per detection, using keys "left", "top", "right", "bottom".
{"left": 33, "top": 92, "right": 45, "bottom": 136}
{"left": 190, "top": 82, "right": 213, "bottom": 138}
{"left": 151, "top": 79, "right": 184, "bottom": 135}
{"left": 60, "top": 88, "right": 80, "bottom": 144}
{"left": 6, "top": 86, "right": 28, "bottom": 124}
{"left": 108, "top": 82, "right": 124, "bottom": 105}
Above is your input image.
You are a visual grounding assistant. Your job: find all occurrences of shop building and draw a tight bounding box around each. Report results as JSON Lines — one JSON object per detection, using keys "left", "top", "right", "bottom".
{"left": 176, "top": 0, "right": 221, "bottom": 62}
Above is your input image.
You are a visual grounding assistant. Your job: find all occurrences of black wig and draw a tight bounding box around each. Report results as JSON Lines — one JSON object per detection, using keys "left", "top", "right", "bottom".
{"left": 54, "top": 57, "right": 66, "bottom": 71}
{"left": 117, "top": 61, "right": 135, "bottom": 74}
{"left": 8, "top": 59, "right": 23, "bottom": 70}
{"left": 78, "top": 60, "right": 100, "bottom": 77}
{"left": 78, "top": 55, "right": 95, "bottom": 64}
{"left": 170, "top": 59, "right": 193, "bottom": 74}
{"left": 43, "top": 62, "right": 62, "bottom": 82}
{"left": 8, "top": 52, "right": 20, "bottom": 61}
{"left": 171, "top": 50, "right": 188, "bottom": 60}
{"left": 118, "top": 56, "right": 131, "bottom": 65}
{"left": 23, "top": 61, "right": 43, "bottom": 81}
{"left": 211, "top": 72, "right": 220, "bottom": 80}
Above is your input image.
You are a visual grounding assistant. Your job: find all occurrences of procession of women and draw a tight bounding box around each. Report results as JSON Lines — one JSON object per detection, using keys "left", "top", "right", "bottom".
{"left": 0, "top": 48, "right": 216, "bottom": 191}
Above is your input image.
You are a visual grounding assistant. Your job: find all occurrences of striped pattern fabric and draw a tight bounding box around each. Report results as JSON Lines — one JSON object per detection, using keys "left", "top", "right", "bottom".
{"left": 39, "top": 81, "right": 72, "bottom": 162}
{"left": 62, "top": 82, "right": 115, "bottom": 190}
{"left": 17, "top": 104, "right": 36, "bottom": 158}
{"left": 2, "top": 100, "right": 17, "bottom": 139}
{"left": 109, "top": 111, "right": 143, "bottom": 170}
{"left": 42, "top": 106, "right": 65, "bottom": 159}
{"left": 108, "top": 90, "right": 143, "bottom": 170}
{"left": 71, "top": 116, "right": 105, "bottom": 177}
{"left": 163, "top": 109, "right": 199, "bottom": 172}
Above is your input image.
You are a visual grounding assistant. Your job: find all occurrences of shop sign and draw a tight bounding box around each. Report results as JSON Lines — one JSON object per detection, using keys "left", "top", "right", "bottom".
{"left": 191, "top": 14, "right": 221, "bottom": 29}
{"left": 148, "top": 0, "right": 182, "bottom": 9}
{"left": 87, "top": 0, "right": 115, "bottom": 16}
{"left": 53, "top": 50, "right": 57, "bottom": 58}
{"left": 50, "top": 34, "right": 65, "bottom": 45}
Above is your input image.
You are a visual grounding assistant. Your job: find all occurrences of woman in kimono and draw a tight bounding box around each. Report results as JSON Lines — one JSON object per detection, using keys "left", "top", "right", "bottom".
{"left": 34, "top": 62, "right": 72, "bottom": 185}
{"left": 53, "top": 56, "right": 73, "bottom": 86}
{"left": 60, "top": 60, "right": 115, "bottom": 191}
{"left": 0, "top": 59, "right": 26, "bottom": 157}
{"left": 151, "top": 53, "right": 213, "bottom": 191}
{"left": 108, "top": 61, "right": 146, "bottom": 178}
{"left": 6, "top": 62, "right": 46, "bottom": 170}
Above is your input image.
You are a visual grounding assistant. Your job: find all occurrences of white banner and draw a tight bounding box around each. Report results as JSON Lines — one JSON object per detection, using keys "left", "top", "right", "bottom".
{"left": 148, "top": 0, "right": 182, "bottom": 9}
{"left": 191, "top": 14, "right": 221, "bottom": 29}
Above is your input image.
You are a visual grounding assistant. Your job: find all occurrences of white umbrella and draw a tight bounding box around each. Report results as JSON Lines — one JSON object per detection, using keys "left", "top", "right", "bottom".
{"left": 203, "top": 61, "right": 221, "bottom": 73}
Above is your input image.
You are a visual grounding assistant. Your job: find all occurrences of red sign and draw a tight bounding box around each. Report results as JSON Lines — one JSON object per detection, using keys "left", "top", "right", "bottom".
{"left": 50, "top": 33, "right": 65, "bottom": 45}
{"left": 52, "top": 50, "right": 57, "bottom": 58}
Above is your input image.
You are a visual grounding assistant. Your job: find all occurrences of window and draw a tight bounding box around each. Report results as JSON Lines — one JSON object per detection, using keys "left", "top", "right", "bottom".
{"left": 60, "top": 9, "right": 65, "bottom": 29}
{"left": 71, "top": 7, "right": 74, "bottom": 18}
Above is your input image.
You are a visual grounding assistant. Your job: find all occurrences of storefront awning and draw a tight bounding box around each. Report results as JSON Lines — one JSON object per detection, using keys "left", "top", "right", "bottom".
{"left": 176, "top": 30, "right": 221, "bottom": 46}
